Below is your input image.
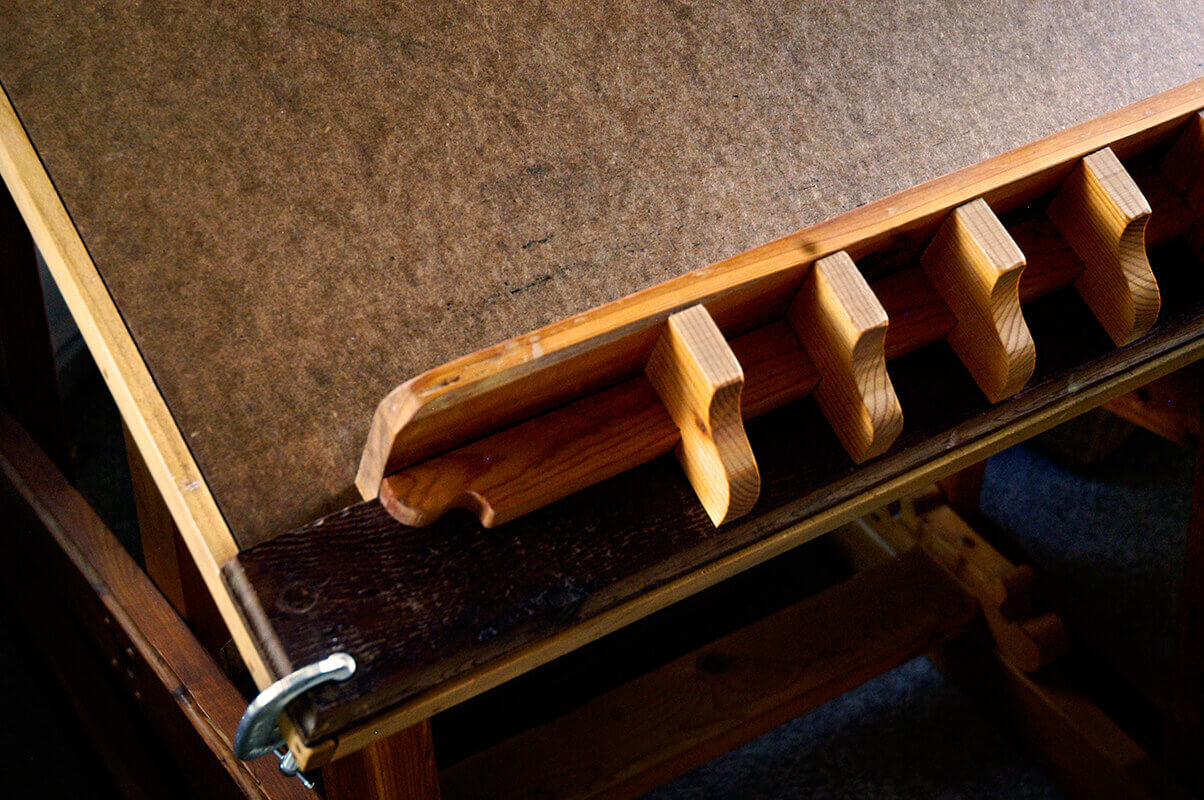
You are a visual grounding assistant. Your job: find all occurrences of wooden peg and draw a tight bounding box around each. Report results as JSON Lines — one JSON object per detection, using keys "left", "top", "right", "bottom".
{"left": 922, "top": 198, "right": 1035, "bottom": 402}
{"left": 646, "top": 305, "right": 760, "bottom": 526}
{"left": 788, "top": 251, "right": 902, "bottom": 462}
{"left": 1048, "top": 147, "right": 1159, "bottom": 346}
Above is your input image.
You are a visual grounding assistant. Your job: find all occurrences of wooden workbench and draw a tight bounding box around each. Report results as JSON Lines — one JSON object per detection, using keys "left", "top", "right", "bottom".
{"left": 2, "top": 2, "right": 1203, "bottom": 796}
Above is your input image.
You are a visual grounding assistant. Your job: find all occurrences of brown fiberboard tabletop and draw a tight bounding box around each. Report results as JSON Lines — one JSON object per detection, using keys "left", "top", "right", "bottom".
{"left": 1, "top": 2, "right": 1201, "bottom": 546}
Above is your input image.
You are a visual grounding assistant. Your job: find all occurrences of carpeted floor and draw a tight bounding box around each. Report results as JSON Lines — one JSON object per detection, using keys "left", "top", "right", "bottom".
{"left": 2, "top": 354, "right": 1193, "bottom": 798}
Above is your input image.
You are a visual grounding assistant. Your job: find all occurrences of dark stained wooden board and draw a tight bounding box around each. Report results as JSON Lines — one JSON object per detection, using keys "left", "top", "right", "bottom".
{"left": 1, "top": 3, "right": 1201, "bottom": 545}
{"left": 225, "top": 238, "right": 1204, "bottom": 741}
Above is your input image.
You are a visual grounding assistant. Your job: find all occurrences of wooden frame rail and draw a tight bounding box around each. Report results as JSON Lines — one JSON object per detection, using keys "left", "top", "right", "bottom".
{"left": 0, "top": 410, "right": 315, "bottom": 800}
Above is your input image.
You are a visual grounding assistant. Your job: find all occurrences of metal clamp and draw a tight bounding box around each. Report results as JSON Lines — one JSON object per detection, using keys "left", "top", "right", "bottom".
{"left": 233, "top": 652, "right": 356, "bottom": 769}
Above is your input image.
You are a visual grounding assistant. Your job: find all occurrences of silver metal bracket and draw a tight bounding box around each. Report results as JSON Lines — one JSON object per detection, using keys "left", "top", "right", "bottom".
{"left": 233, "top": 652, "right": 356, "bottom": 772}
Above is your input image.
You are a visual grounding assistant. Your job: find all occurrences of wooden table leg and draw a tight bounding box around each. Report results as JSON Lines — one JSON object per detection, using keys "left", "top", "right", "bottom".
{"left": 0, "top": 183, "right": 66, "bottom": 471}
{"left": 1165, "top": 374, "right": 1204, "bottom": 793}
{"left": 124, "top": 422, "right": 229, "bottom": 655}
{"left": 937, "top": 460, "right": 987, "bottom": 518}
{"left": 323, "top": 721, "right": 441, "bottom": 800}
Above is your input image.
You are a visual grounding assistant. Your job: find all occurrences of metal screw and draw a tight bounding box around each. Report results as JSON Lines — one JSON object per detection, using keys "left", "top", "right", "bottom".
{"left": 276, "top": 748, "right": 315, "bottom": 789}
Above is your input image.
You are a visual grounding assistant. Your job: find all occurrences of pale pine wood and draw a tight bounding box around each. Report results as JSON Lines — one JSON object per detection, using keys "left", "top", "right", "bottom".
{"left": 850, "top": 497, "right": 1068, "bottom": 673}
{"left": 646, "top": 305, "right": 759, "bottom": 526}
{"left": 324, "top": 722, "right": 441, "bottom": 800}
{"left": 1049, "top": 147, "right": 1159, "bottom": 346}
{"left": 357, "top": 81, "right": 1204, "bottom": 499}
{"left": 916, "top": 504, "right": 1068, "bottom": 673}
{"left": 379, "top": 323, "right": 816, "bottom": 528}
{"left": 374, "top": 187, "right": 1196, "bottom": 531}
{"left": 922, "top": 198, "right": 1035, "bottom": 402}
{"left": 788, "top": 251, "right": 902, "bottom": 462}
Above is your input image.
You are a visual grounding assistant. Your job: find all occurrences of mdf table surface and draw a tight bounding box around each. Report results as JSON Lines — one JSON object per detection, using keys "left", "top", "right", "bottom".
{"left": 2, "top": 2, "right": 1202, "bottom": 548}
{"left": 4, "top": 0, "right": 1204, "bottom": 770}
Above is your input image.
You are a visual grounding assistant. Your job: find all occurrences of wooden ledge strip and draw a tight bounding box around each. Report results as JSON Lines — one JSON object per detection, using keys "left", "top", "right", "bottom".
{"left": 356, "top": 81, "right": 1204, "bottom": 498}
{"left": 789, "top": 251, "right": 902, "bottom": 462}
{"left": 1049, "top": 147, "right": 1159, "bottom": 345}
{"left": 922, "top": 199, "right": 1036, "bottom": 402}
{"left": 377, "top": 179, "right": 1196, "bottom": 529}
{"left": 646, "top": 305, "right": 760, "bottom": 526}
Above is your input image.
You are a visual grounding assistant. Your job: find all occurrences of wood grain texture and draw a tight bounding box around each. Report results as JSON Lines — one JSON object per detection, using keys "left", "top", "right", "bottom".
{"left": 646, "top": 305, "right": 759, "bottom": 526}
{"left": 324, "top": 721, "right": 441, "bottom": 800}
{"left": 375, "top": 171, "right": 1195, "bottom": 530}
{"left": 439, "top": 550, "right": 974, "bottom": 800}
{"left": 0, "top": 6, "right": 1199, "bottom": 546}
{"left": 1103, "top": 369, "right": 1200, "bottom": 449}
{"left": 226, "top": 241, "right": 1204, "bottom": 760}
{"left": 380, "top": 322, "right": 814, "bottom": 528}
{"left": 915, "top": 505, "right": 1067, "bottom": 673}
{"left": 357, "top": 83, "right": 1204, "bottom": 513}
{"left": 1050, "top": 148, "right": 1159, "bottom": 345}
{"left": 789, "top": 251, "right": 902, "bottom": 462}
{"left": 922, "top": 198, "right": 1035, "bottom": 401}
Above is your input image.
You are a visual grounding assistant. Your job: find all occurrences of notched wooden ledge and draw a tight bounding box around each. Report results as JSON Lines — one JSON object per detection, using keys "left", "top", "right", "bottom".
{"left": 358, "top": 107, "right": 1204, "bottom": 534}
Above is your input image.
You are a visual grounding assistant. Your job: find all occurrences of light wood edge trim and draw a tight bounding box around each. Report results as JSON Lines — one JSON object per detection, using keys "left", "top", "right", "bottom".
{"left": 788, "top": 251, "right": 902, "bottom": 462}
{"left": 1163, "top": 111, "right": 1204, "bottom": 209}
{"left": 357, "top": 79, "right": 1204, "bottom": 493}
{"left": 1050, "top": 147, "right": 1159, "bottom": 345}
{"left": 646, "top": 305, "right": 759, "bottom": 525}
{"left": 922, "top": 198, "right": 1036, "bottom": 402}
{"left": 303, "top": 327, "right": 1204, "bottom": 769}
{"left": 0, "top": 85, "right": 289, "bottom": 722}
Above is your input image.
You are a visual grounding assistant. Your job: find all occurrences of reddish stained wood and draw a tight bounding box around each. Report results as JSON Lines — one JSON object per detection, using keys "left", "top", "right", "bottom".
{"left": 324, "top": 721, "right": 441, "bottom": 800}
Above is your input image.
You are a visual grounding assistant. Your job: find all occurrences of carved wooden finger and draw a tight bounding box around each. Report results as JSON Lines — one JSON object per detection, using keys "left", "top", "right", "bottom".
{"left": 788, "top": 251, "right": 902, "bottom": 462}
{"left": 922, "top": 198, "right": 1035, "bottom": 402}
{"left": 646, "top": 305, "right": 760, "bottom": 526}
{"left": 1049, "top": 147, "right": 1158, "bottom": 346}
